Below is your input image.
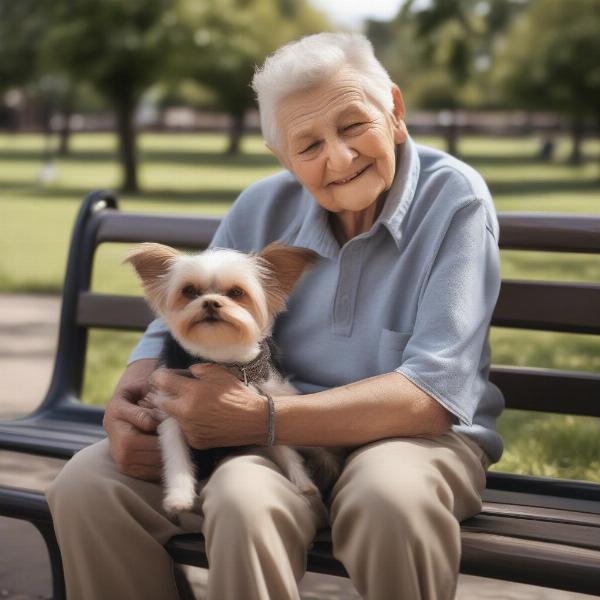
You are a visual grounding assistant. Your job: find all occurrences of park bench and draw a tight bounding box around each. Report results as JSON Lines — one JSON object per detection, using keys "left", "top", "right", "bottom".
{"left": 1, "top": 189, "right": 599, "bottom": 599}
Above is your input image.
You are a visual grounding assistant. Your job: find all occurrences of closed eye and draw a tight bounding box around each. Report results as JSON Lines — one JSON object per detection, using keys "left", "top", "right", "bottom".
{"left": 343, "top": 122, "right": 366, "bottom": 132}
{"left": 299, "top": 140, "right": 320, "bottom": 154}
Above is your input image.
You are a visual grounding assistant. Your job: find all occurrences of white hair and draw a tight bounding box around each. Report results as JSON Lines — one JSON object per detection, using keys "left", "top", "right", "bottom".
{"left": 251, "top": 32, "right": 394, "bottom": 150}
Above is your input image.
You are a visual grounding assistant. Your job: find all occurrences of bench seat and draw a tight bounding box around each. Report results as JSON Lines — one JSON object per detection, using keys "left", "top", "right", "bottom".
{"left": 1, "top": 485, "right": 599, "bottom": 596}
{"left": 0, "top": 412, "right": 104, "bottom": 458}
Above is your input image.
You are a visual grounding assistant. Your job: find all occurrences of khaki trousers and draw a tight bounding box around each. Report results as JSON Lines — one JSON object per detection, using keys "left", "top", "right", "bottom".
{"left": 46, "top": 431, "right": 488, "bottom": 600}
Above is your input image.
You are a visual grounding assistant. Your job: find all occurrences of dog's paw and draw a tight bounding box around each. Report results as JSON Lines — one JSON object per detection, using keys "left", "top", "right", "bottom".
{"left": 163, "top": 492, "right": 195, "bottom": 514}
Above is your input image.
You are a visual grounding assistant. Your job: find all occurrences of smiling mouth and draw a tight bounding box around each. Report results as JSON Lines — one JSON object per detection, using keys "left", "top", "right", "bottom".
{"left": 330, "top": 164, "right": 371, "bottom": 186}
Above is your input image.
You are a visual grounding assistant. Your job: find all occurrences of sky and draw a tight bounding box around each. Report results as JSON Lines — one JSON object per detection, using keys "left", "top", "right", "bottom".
{"left": 308, "top": 0, "right": 406, "bottom": 29}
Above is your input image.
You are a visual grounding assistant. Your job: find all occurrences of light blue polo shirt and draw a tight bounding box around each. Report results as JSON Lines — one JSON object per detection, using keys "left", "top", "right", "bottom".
{"left": 129, "top": 137, "right": 505, "bottom": 463}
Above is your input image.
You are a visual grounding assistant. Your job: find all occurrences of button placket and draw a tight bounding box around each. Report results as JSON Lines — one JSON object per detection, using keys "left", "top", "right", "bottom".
{"left": 333, "top": 243, "right": 364, "bottom": 336}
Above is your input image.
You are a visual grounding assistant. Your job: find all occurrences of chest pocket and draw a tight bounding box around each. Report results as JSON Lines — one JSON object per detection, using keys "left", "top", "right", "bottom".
{"left": 377, "top": 328, "right": 412, "bottom": 373}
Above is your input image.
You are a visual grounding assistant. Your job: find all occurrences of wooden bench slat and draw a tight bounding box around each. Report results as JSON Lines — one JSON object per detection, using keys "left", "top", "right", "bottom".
{"left": 462, "top": 513, "right": 600, "bottom": 551}
{"left": 460, "top": 531, "right": 600, "bottom": 595}
{"left": 77, "top": 292, "right": 153, "bottom": 330}
{"left": 80, "top": 281, "right": 600, "bottom": 335}
{"left": 489, "top": 366, "right": 600, "bottom": 416}
{"left": 76, "top": 293, "right": 600, "bottom": 415}
{"left": 493, "top": 280, "right": 600, "bottom": 334}
{"left": 0, "top": 420, "right": 105, "bottom": 458}
{"left": 92, "top": 210, "right": 600, "bottom": 253}
{"left": 95, "top": 210, "right": 219, "bottom": 248}
{"left": 497, "top": 213, "right": 600, "bottom": 253}
{"left": 483, "top": 488, "right": 600, "bottom": 515}
{"left": 482, "top": 501, "right": 600, "bottom": 527}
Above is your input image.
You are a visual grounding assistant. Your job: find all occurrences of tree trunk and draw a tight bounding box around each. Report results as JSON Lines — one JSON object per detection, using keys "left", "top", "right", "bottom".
{"left": 115, "top": 98, "right": 139, "bottom": 193}
{"left": 58, "top": 94, "right": 74, "bottom": 157}
{"left": 226, "top": 111, "right": 245, "bottom": 155}
{"left": 58, "top": 119, "right": 71, "bottom": 156}
{"left": 441, "top": 110, "right": 459, "bottom": 157}
{"left": 538, "top": 136, "right": 555, "bottom": 162}
{"left": 568, "top": 117, "right": 584, "bottom": 166}
{"left": 597, "top": 113, "right": 600, "bottom": 175}
{"left": 445, "top": 121, "right": 459, "bottom": 157}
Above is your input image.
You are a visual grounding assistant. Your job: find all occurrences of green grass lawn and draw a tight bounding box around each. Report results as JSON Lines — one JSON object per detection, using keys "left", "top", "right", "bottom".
{"left": 1, "top": 131, "right": 599, "bottom": 482}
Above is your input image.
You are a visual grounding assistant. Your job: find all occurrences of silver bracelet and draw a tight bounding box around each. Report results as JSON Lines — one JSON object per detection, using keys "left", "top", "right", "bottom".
{"left": 263, "top": 390, "right": 276, "bottom": 446}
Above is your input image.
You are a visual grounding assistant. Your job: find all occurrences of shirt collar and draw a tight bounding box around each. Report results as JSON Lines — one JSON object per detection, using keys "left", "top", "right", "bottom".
{"left": 376, "top": 135, "right": 421, "bottom": 249}
{"left": 285, "top": 136, "right": 421, "bottom": 259}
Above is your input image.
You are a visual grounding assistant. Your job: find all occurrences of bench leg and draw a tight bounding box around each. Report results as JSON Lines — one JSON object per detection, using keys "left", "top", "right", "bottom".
{"left": 32, "top": 520, "right": 66, "bottom": 600}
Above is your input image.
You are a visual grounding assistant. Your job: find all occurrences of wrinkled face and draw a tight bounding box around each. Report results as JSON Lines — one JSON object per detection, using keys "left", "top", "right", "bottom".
{"left": 273, "top": 69, "right": 407, "bottom": 215}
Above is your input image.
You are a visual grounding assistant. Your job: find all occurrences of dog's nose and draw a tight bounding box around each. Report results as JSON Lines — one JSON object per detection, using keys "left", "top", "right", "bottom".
{"left": 203, "top": 299, "right": 222, "bottom": 311}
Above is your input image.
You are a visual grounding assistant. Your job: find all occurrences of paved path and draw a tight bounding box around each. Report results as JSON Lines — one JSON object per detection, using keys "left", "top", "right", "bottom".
{"left": 0, "top": 293, "right": 594, "bottom": 599}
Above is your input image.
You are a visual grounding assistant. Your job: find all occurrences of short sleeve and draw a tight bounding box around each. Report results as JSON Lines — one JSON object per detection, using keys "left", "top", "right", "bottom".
{"left": 395, "top": 199, "right": 501, "bottom": 426}
{"left": 126, "top": 217, "right": 235, "bottom": 365}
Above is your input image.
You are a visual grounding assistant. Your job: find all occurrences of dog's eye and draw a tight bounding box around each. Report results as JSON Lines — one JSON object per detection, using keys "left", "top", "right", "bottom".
{"left": 228, "top": 287, "right": 244, "bottom": 298}
{"left": 182, "top": 285, "right": 199, "bottom": 299}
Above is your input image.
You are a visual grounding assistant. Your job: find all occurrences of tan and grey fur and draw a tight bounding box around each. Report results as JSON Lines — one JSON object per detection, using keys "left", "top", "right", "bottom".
{"left": 125, "top": 241, "right": 345, "bottom": 513}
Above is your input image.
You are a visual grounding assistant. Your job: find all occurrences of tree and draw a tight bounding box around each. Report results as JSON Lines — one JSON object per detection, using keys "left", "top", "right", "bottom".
{"left": 0, "top": 1, "right": 75, "bottom": 157}
{"left": 176, "top": 0, "right": 329, "bottom": 154}
{"left": 494, "top": 0, "right": 600, "bottom": 164}
{"left": 43, "top": 0, "right": 182, "bottom": 191}
{"left": 0, "top": 0, "right": 50, "bottom": 131}
{"left": 0, "top": 0, "right": 43, "bottom": 90}
{"left": 368, "top": 0, "right": 524, "bottom": 156}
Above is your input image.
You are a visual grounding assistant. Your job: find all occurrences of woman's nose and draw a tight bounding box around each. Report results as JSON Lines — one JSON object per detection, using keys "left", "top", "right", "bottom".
{"left": 326, "top": 138, "right": 357, "bottom": 171}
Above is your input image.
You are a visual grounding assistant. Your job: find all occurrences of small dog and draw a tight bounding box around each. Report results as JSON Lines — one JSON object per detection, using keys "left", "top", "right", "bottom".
{"left": 125, "top": 241, "right": 346, "bottom": 513}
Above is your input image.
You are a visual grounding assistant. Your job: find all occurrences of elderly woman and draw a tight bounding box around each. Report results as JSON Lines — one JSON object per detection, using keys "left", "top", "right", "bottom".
{"left": 47, "top": 33, "right": 503, "bottom": 600}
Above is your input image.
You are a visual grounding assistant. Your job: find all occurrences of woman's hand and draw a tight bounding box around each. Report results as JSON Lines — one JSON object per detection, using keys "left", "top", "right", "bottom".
{"left": 150, "top": 363, "right": 268, "bottom": 449}
{"left": 103, "top": 358, "right": 163, "bottom": 481}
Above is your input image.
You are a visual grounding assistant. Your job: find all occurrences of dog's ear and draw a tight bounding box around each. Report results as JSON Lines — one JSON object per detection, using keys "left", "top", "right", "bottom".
{"left": 123, "top": 243, "right": 180, "bottom": 313}
{"left": 257, "top": 242, "right": 319, "bottom": 314}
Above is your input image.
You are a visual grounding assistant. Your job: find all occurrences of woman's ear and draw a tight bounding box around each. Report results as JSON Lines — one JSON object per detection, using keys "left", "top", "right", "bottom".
{"left": 391, "top": 85, "right": 408, "bottom": 144}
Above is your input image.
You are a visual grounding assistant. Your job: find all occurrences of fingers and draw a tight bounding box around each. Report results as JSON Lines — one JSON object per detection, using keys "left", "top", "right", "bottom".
{"left": 111, "top": 420, "right": 161, "bottom": 455}
{"left": 188, "top": 362, "right": 234, "bottom": 381}
{"left": 150, "top": 369, "right": 199, "bottom": 419}
{"left": 103, "top": 360, "right": 164, "bottom": 481}
{"left": 151, "top": 368, "right": 192, "bottom": 397}
{"left": 137, "top": 398, "right": 155, "bottom": 410}
{"left": 107, "top": 420, "right": 163, "bottom": 482}
{"left": 116, "top": 399, "right": 160, "bottom": 433}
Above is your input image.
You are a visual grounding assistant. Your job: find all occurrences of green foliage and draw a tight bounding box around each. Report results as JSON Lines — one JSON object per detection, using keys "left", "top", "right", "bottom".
{"left": 82, "top": 330, "right": 142, "bottom": 406}
{"left": 495, "top": 411, "right": 600, "bottom": 481}
{"left": 173, "top": 0, "right": 330, "bottom": 117}
{"left": 367, "top": 0, "right": 527, "bottom": 110}
{"left": 494, "top": 0, "right": 600, "bottom": 116}
{"left": 42, "top": 0, "right": 180, "bottom": 107}
{"left": 0, "top": 0, "right": 48, "bottom": 89}
{"left": 367, "top": 2, "right": 523, "bottom": 153}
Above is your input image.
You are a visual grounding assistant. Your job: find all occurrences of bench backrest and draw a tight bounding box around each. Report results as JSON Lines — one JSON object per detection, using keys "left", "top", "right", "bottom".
{"left": 36, "top": 190, "right": 600, "bottom": 430}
